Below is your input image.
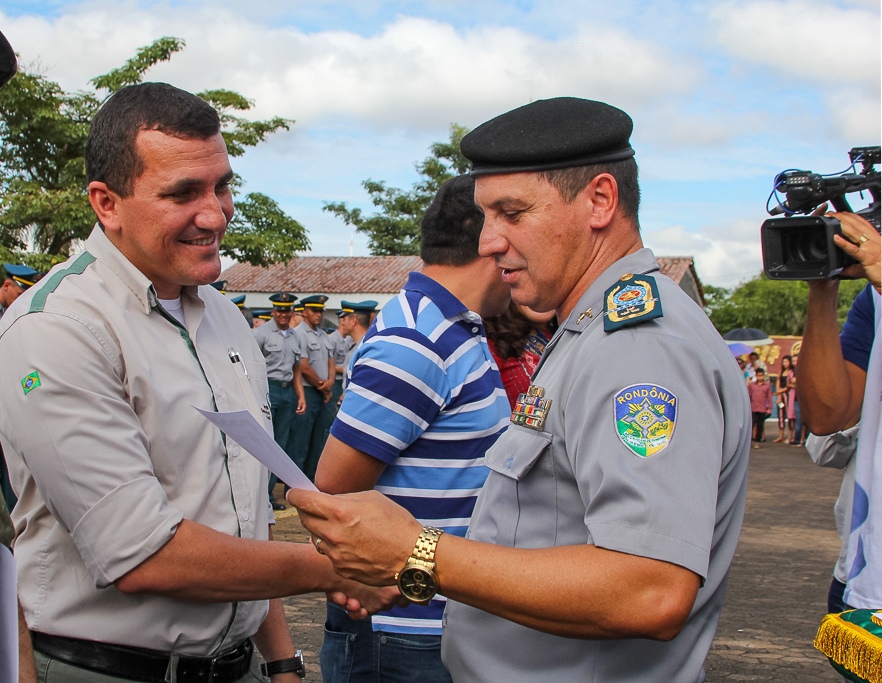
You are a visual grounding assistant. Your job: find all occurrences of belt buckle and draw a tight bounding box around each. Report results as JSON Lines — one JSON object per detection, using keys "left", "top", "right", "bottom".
{"left": 205, "top": 641, "right": 250, "bottom": 682}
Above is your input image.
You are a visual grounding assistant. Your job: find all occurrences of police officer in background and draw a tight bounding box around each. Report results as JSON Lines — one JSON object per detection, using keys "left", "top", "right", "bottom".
{"left": 0, "top": 264, "right": 41, "bottom": 319}
{"left": 1, "top": 264, "right": 42, "bottom": 512}
{"left": 231, "top": 294, "right": 254, "bottom": 329}
{"left": 328, "top": 307, "right": 355, "bottom": 406}
{"left": 290, "top": 295, "right": 335, "bottom": 481}
{"left": 290, "top": 97, "right": 751, "bottom": 682}
{"left": 337, "top": 300, "right": 378, "bottom": 390}
{"left": 253, "top": 292, "right": 307, "bottom": 509}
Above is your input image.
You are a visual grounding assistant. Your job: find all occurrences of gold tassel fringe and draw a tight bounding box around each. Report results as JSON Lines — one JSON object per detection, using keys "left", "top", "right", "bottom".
{"left": 814, "top": 612, "right": 882, "bottom": 683}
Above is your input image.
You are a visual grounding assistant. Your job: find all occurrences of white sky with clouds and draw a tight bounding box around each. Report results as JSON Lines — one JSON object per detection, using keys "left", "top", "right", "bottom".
{"left": 2, "top": 0, "right": 879, "bottom": 288}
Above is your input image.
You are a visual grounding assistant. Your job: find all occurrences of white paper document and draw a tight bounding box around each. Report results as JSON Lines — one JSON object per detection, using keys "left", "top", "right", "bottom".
{"left": 194, "top": 407, "right": 317, "bottom": 491}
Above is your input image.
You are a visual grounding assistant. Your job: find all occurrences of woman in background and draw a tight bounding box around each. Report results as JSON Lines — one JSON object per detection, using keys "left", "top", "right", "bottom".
{"left": 485, "top": 302, "right": 558, "bottom": 409}
{"left": 774, "top": 354, "right": 796, "bottom": 443}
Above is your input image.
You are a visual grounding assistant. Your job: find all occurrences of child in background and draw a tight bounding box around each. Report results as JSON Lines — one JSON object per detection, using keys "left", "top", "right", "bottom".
{"left": 748, "top": 368, "right": 773, "bottom": 448}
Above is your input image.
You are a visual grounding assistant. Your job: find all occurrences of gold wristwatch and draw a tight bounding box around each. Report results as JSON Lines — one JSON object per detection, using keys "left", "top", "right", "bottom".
{"left": 395, "top": 526, "right": 444, "bottom": 604}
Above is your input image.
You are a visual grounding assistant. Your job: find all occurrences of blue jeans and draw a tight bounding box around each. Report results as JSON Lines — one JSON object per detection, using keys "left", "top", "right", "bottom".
{"left": 827, "top": 578, "right": 854, "bottom": 614}
{"left": 321, "top": 604, "right": 452, "bottom": 683}
{"left": 792, "top": 399, "right": 804, "bottom": 444}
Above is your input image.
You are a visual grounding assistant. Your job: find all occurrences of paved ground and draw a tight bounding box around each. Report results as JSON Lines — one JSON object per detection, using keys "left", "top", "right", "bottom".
{"left": 272, "top": 435, "right": 846, "bottom": 681}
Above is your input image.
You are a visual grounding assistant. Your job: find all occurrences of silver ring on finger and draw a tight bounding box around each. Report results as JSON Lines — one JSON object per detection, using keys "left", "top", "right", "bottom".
{"left": 314, "top": 537, "right": 325, "bottom": 555}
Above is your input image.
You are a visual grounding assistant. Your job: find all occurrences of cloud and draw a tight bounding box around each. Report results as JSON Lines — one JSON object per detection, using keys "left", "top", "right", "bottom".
{"left": 644, "top": 221, "right": 764, "bottom": 288}
{"left": 711, "top": 0, "right": 880, "bottom": 89}
{"left": 2, "top": 6, "right": 700, "bottom": 131}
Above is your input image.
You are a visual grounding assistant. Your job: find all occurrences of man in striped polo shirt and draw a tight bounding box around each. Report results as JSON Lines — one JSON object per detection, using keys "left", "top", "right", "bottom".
{"left": 313, "top": 174, "right": 512, "bottom": 682}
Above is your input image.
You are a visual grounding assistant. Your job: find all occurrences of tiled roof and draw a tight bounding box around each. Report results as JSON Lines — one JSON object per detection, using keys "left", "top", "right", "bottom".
{"left": 657, "top": 256, "right": 704, "bottom": 305}
{"left": 222, "top": 255, "right": 423, "bottom": 294}
{"left": 657, "top": 256, "right": 692, "bottom": 284}
{"left": 222, "top": 255, "right": 703, "bottom": 301}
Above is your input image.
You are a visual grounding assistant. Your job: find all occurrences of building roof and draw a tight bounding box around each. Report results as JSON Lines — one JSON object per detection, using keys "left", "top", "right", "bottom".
{"left": 222, "top": 254, "right": 705, "bottom": 306}
{"left": 222, "top": 255, "right": 423, "bottom": 294}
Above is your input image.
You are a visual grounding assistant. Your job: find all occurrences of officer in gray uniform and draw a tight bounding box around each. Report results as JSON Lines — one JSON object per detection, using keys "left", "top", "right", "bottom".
{"left": 337, "top": 300, "right": 378, "bottom": 391}
{"left": 290, "top": 295, "right": 335, "bottom": 481}
{"left": 289, "top": 97, "right": 751, "bottom": 683}
{"left": 0, "top": 264, "right": 42, "bottom": 512}
{"left": 328, "top": 307, "right": 355, "bottom": 406}
{"left": 253, "top": 292, "right": 306, "bottom": 508}
{"left": 0, "top": 264, "right": 41, "bottom": 319}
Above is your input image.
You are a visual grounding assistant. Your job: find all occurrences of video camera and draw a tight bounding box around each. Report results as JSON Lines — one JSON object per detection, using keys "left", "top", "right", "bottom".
{"left": 761, "top": 146, "right": 880, "bottom": 280}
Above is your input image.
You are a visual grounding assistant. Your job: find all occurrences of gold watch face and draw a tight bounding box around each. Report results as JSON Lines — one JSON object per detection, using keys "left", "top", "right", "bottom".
{"left": 397, "top": 565, "right": 438, "bottom": 604}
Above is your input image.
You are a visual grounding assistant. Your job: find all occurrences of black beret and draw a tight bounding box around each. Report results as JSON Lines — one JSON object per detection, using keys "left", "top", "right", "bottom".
{"left": 461, "top": 97, "right": 634, "bottom": 176}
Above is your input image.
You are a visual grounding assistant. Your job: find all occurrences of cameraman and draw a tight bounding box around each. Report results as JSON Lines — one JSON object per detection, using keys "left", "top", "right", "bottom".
{"left": 798, "top": 211, "right": 880, "bottom": 612}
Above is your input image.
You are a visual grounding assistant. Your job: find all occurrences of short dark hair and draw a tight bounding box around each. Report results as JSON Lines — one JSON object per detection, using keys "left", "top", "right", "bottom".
{"left": 352, "top": 311, "right": 372, "bottom": 328}
{"left": 539, "top": 157, "right": 640, "bottom": 224}
{"left": 420, "top": 175, "right": 484, "bottom": 266}
{"left": 85, "top": 82, "right": 221, "bottom": 197}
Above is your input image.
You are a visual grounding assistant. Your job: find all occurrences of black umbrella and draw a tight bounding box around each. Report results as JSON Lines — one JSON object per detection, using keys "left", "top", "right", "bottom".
{"left": 723, "top": 327, "right": 773, "bottom": 346}
{"left": 0, "top": 31, "right": 16, "bottom": 89}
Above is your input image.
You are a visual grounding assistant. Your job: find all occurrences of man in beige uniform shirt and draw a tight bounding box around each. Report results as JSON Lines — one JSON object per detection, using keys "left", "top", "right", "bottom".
{"left": 0, "top": 82, "right": 393, "bottom": 683}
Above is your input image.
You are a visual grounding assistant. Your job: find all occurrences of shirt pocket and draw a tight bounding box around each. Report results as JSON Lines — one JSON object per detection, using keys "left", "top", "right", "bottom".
{"left": 480, "top": 427, "right": 556, "bottom": 548}
{"left": 485, "top": 426, "right": 552, "bottom": 480}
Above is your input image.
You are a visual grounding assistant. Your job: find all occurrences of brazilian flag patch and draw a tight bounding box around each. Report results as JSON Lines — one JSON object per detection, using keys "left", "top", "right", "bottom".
{"left": 21, "top": 371, "right": 41, "bottom": 395}
{"left": 614, "top": 383, "right": 677, "bottom": 457}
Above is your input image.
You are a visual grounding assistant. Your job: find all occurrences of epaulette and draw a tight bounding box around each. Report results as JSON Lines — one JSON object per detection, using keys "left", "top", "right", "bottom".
{"left": 603, "top": 273, "right": 663, "bottom": 332}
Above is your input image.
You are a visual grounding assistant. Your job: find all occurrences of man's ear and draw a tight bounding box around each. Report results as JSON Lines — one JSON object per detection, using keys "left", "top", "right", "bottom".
{"left": 88, "top": 181, "right": 122, "bottom": 233}
{"left": 579, "top": 173, "right": 619, "bottom": 229}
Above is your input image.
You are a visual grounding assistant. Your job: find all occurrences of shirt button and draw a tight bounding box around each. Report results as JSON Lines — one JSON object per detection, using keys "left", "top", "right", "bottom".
{"left": 472, "top": 327, "right": 479, "bottom": 333}
{"left": 243, "top": 511, "right": 250, "bottom": 522}
{"left": 505, "top": 457, "right": 514, "bottom": 469}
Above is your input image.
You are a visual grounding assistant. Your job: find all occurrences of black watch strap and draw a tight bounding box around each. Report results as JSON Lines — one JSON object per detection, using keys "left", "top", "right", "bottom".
{"left": 260, "top": 650, "right": 305, "bottom": 678}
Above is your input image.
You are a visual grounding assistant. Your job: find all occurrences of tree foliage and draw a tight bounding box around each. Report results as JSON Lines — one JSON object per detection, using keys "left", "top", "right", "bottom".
{"left": 0, "top": 36, "right": 308, "bottom": 269}
{"left": 705, "top": 273, "right": 866, "bottom": 336}
{"left": 324, "top": 124, "right": 470, "bottom": 255}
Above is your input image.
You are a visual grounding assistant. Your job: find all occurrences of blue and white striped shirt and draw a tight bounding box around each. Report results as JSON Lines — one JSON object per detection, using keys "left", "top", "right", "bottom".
{"left": 332, "top": 272, "right": 510, "bottom": 634}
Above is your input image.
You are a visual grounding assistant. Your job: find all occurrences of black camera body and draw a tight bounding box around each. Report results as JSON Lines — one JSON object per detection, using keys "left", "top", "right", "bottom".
{"left": 761, "top": 146, "right": 880, "bottom": 280}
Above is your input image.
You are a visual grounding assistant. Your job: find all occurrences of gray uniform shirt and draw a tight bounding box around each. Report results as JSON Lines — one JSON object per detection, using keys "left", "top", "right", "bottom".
{"left": 329, "top": 329, "right": 354, "bottom": 370}
{"left": 442, "top": 249, "right": 751, "bottom": 682}
{"left": 253, "top": 319, "right": 302, "bottom": 383}
{"left": 0, "top": 226, "right": 273, "bottom": 656}
{"left": 293, "top": 323, "right": 333, "bottom": 384}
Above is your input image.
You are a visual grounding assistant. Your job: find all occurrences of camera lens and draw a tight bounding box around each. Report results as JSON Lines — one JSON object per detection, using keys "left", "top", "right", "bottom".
{"left": 785, "top": 225, "right": 828, "bottom": 264}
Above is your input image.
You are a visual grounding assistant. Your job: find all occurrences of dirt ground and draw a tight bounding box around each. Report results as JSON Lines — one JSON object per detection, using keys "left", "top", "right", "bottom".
{"left": 272, "top": 437, "right": 846, "bottom": 681}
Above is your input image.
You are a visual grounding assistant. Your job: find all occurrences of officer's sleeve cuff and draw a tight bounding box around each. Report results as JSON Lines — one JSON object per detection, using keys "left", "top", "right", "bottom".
{"left": 587, "top": 521, "right": 709, "bottom": 581}
{"left": 72, "top": 476, "right": 184, "bottom": 588}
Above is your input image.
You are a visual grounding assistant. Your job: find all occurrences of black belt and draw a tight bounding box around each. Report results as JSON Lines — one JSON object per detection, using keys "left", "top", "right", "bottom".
{"left": 268, "top": 378, "right": 291, "bottom": 388}
{"left": 31, "top": 631, "right": 253, "bottom": 683}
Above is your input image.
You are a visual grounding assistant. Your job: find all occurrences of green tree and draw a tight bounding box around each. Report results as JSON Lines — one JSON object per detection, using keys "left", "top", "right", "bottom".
{"left": 324, "top": 124, "right": 470, "bottom": 255}
{"left": 705, "top": 273, "right": 866, "bottom": 335}
{"left": 0, "top": 36, "right": 309, "bottom": 270}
